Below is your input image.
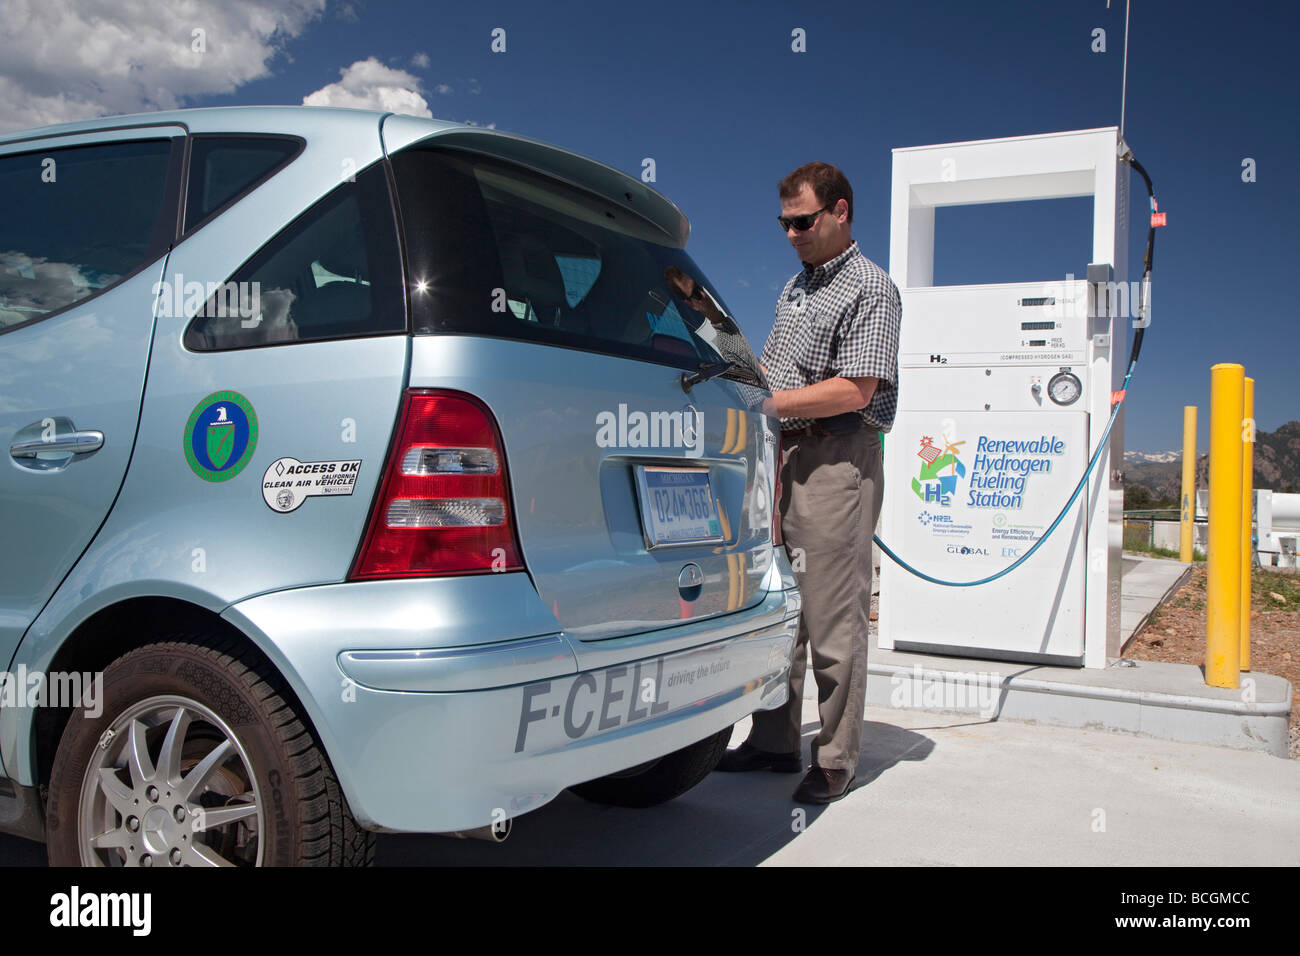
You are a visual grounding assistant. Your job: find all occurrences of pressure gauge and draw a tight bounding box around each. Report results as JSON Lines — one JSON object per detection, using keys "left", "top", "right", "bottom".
{"left": 1047, "top": 371, "right": 1082, "bottom": 406}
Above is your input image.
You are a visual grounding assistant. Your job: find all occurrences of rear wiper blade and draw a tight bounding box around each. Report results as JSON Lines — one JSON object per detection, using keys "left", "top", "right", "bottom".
{"left": 681, "top": 361, "right": 736, "bottom": 392}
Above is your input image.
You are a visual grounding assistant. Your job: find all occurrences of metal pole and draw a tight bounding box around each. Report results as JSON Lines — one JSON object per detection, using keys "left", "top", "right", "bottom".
{"left": 1240, "top": 377, "right": 1255, "bottom": 671}
{"left": 1206, "top": 364, "right": 1243, "bottom": 689}
{"left": 1180, "top": 406, "right": 1196, "bottom": 562}
{"left": 1120, "top": 0, "right": 1132, "bottom": 140}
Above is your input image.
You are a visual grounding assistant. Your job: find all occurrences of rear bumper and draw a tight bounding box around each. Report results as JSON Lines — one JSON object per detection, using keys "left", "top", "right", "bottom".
{"left": 223, "top": 555, "right": 800, "bottom": 833}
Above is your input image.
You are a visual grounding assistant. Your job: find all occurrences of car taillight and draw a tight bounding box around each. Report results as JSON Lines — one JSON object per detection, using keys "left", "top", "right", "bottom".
{"left": 772, "top": 431, "right": 783, "bottom": 546}
{"left": 350, "top": 390, "right": 524, "bottom": 578}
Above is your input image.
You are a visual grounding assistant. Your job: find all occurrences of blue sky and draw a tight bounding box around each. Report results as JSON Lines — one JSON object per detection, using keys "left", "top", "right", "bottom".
{"left": 5, "top": 0, "right": 1294, "bottom": 451}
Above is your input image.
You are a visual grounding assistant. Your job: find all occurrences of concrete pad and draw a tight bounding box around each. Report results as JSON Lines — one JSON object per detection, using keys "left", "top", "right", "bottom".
{"left": 3, "top": 698, "right": 1295, "bottom": 867}
{"left": 864, "top": 654, "right": 1290, "bottom": 756}
{"left": 367, "top": 703, "right": 1299, "bottom": 865}
{"left": 859, "top": 555, "right": 1289, "bottom": 756}
{"left": 755, "top": 704, "right": 1300, "bottom": 866}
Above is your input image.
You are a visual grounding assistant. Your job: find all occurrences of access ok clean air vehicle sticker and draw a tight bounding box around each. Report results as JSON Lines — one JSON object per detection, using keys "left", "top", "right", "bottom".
{"left": 184, "top": 391, "right": 258, "bottom": 482}
{"left": 262, "top": 457, "right": 362, "bottom": 512}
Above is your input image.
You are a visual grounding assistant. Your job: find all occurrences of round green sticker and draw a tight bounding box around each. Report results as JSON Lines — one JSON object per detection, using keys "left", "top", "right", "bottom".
{"left": 184, "top": 390, "right": 258, "bottom": 482}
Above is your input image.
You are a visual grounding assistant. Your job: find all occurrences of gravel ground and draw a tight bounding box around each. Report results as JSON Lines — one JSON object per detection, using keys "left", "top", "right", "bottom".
{"left": 1123, "top": 561, "right": 1299, "bottom": 758}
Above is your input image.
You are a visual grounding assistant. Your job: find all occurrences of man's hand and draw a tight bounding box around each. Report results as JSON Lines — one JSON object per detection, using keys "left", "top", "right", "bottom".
{"left": 667, "top": 268, "right": 731, "bottom": 330}
{"left": 763, "top": 376, "right": 877, "bottom": 419}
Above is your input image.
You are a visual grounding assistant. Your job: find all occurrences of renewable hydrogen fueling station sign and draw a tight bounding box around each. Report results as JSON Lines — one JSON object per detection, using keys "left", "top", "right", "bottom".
{"left": 907, "top": 421, "right": 1073, "bottom": 553}
{"left": 912, "top": 428, "right": 1067, "bottom": 512}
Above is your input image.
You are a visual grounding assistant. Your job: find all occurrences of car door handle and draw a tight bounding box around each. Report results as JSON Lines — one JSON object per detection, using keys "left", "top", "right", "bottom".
{"left": 10, "top": 430, "right": 105, "bottom": 458}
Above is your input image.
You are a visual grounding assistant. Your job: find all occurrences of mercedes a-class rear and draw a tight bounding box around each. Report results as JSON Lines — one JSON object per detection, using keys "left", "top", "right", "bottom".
{"left": 0, "top": 107, "right": 800, "bottom": 866}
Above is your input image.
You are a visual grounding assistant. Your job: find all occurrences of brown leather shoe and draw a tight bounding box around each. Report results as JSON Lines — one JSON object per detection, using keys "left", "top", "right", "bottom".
{"left": 792, "top": 766, "right": 855, "bottom": 803}
{"left": 715, "top": 742, "right": 803, "bottom": 773}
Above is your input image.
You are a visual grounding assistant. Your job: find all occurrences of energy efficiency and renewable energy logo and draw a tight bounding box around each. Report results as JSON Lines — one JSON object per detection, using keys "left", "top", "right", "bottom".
{"left": 912, "top": 431, "right": 966, "bottom": 507}
{"left": 185, "top": 390, "right": 258, "bottom": 482}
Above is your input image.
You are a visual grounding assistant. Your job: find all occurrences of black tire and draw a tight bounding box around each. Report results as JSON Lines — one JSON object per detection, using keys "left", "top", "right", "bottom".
{"left": 569, "top": 726, "right": 732, "bottom": 808}
{"left": 45, "top": 633, "right": 375, "bottom": 867}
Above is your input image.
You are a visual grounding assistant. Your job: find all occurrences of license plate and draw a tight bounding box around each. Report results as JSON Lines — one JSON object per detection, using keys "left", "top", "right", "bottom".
{"left": 633, "top": 466, "right": 724, "bottom": 548}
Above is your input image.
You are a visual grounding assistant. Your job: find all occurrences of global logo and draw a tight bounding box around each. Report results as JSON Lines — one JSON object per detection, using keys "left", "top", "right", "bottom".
{"left": 912, "top": 428, "right": 967, "bottom": 507}
{"left": 947, "top": 545, "right": 989, "bottom": 556}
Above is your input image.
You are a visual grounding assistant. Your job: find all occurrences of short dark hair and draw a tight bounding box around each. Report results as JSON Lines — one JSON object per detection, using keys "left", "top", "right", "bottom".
{"left": 779, "top": 162, "right": 853, "bottom": 223}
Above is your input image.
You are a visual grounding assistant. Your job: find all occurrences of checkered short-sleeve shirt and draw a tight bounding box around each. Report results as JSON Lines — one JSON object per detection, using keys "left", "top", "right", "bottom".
{"left": 760, "top": 241, "right": 902, "bottom": 432}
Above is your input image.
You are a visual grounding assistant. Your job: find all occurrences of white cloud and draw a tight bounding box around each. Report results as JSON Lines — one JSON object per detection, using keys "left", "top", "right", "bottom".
{"left": 301, "top": 57, "right": 431, "bottom": 117}
{"left": 434, "top": 82, "right": 453, "bottom": 94}
{"left": 0, "top": 0, "right": 327, "bottom": 132}
{"left": 412, "top": 51, "right": 430, "bottom": 69}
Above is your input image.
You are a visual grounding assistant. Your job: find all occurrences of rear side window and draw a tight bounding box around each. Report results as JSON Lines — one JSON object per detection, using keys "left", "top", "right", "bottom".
{"left": 0, "top": 138, "right": 178, "bottom": 331}
{"left": 390, "top": 147, "right": 763, "bottom": 384}
{"left": 184, "top": 160, "right": 406, "bottom": 351}
{"left": 184, "top": 135, "right": 302, "bottom": 233}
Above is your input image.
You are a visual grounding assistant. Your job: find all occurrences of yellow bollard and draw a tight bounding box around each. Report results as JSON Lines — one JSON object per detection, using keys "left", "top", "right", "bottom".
{"left": 1240, "top": 378, "right": 1255, "bottom": 672}
{"left": 1206, "top": 364, "right": 1243, "bottom": 689}
{"left": 1180, "top": 406, "right": 1197, "bottom": 563}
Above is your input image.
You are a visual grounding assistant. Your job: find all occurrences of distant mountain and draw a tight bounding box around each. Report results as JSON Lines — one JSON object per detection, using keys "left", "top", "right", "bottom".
{"left": 1123, "top": 453, "right": 1185, "bottom": 507}
{"left": 1252, "top": 420, "right": 1300, "bottom": 492}
{"left": 1124, "top": 420, "right": 1300, "bottom": 507}
{"left": 1124, "top": 450, "right": 1181, "bottom": 464}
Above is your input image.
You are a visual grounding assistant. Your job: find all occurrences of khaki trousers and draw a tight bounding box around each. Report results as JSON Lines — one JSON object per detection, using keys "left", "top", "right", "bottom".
{"left": 748, "top": 428, "right": 883, "bottom": 771}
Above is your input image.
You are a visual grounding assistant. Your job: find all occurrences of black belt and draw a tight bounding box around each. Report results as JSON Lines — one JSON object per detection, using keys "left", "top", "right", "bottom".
{"left": 781, "top": 417, "right": 869, "bottom": 440}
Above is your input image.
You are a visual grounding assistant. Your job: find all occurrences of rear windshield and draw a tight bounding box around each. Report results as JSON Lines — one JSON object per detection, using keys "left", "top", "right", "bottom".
{"left": 390, "top": 147, "right": 764, "bottom": 386}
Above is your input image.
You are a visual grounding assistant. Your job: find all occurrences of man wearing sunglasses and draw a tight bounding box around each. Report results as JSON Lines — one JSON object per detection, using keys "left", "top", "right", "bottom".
{"left": 716, "top": 162, "right": 900, "bottom": 804}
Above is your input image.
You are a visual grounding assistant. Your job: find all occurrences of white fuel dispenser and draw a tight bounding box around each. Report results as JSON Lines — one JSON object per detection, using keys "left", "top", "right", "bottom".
{"left": 879, "top": 128, "right": 1131, "bottom": 668}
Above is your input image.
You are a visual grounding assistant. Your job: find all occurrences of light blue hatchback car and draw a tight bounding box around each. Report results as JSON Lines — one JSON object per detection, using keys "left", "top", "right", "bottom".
{"left": 0, "top": 106, "right": 800, "bottom": 865}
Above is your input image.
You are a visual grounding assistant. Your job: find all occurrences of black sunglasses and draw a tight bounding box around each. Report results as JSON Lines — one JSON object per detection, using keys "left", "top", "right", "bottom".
{"left": 777, "top": 203, "right": 833, "bottom": 232}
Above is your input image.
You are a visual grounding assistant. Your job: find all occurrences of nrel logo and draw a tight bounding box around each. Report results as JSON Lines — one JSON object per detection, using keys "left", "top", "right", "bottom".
{"left": 917, "top": 510, "right": 955, "bottom": 527}
{"left": 946, "top": 545, "right": 989, "bottom": 556}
